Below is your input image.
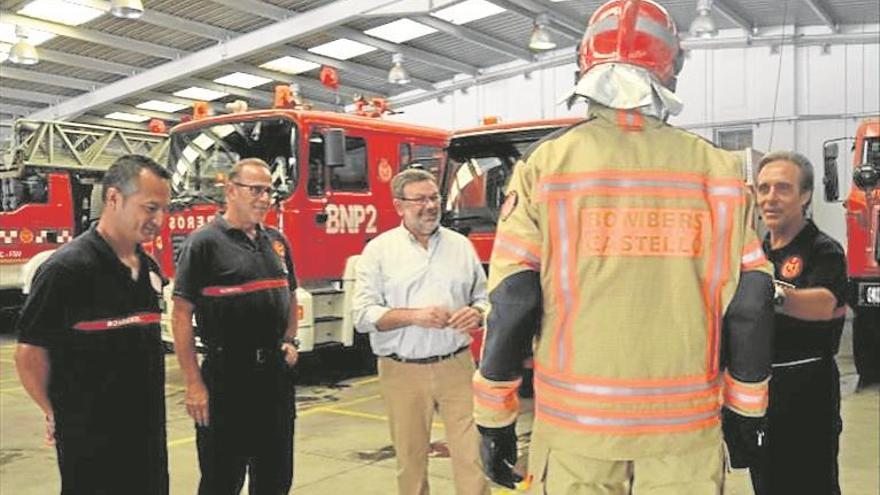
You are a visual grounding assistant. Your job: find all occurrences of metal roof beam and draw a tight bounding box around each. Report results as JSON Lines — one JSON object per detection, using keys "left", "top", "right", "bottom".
{"left": 70, "top": 0, "right": 233, "bottom": 41}
{"left": 330, "top": 26, "right": 480, "bottom": 75}
{"left": 39, "top": 49, "right": 137, "bottom": 77}
{"left": 221, "top": 61, "right": 383, "bottom": 98}
{"left": 77, "top": 115, "right": 150, "bottom": 131}
{"left": 415, "top": 15, "right": 535, "bottom": 61}
{"left": 713, "top": 0, "right": 755, "bottom": 34}
{"left": 209, "top": 0, "right": 290, "bottom": 21}
{"left": 2, "top": 88, "right": 60, "bottom": 105}
{"left": 26, "top": 0, "right": 405, "bottom": 121}
{"left": 1, "top": 103, "right": 41, "bottom": 116}
{"left": 272, "top": 44, "right": 435, "bottom": 91}
{"left": 490, "top": 0, "right": 582, "bottom": 40}
{"left": 103, "top": 103, "right": 180, "bottom": 122}
{"left": 72, "top": 0, "right": 385, "bottom": 97}
{"left": 0, "top": 66, "right": 98, "bottom": 92}
{"left": 1, "top": 12, "right": 182, "bottom": 60}
{"left": 802, "top": 0, "right": 838, "bottom": 32}
{"left": 205, "top": 0, "right": 446, "bottom": 89}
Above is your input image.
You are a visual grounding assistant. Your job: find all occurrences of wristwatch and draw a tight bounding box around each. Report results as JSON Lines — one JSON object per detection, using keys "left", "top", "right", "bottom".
{"left": 773, "top": 280, "right": 794, "bottom": 308}
{"left": 283, "top": 337, "right": 301, "bottom": 349}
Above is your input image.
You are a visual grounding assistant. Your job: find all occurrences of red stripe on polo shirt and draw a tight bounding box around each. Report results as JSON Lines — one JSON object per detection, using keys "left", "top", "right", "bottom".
{"left": 201, "top": 278, "right": 289, "bottom": 297}
{"left": 73, "top": 312, "right": 162, "bottom": 332}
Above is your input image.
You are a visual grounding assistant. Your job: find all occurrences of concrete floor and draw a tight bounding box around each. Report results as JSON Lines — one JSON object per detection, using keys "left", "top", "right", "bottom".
{"left": 1, "top": 322, "right": 877, "bottom": 495}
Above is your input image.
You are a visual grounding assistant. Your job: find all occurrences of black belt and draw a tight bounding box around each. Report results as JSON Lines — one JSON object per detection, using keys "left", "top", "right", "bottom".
{"left": 208, "top": 345, "right": 279, "bottom": 365}
{"left": 384, "top": 345, "right": 469, "bottom": 364}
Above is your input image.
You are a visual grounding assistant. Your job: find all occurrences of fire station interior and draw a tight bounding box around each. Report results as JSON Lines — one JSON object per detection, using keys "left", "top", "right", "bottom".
{"left": 0, "top": 0, "right": 878, "bottom": 493}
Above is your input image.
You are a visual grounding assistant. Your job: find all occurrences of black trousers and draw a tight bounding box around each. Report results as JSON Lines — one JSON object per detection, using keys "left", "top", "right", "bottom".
{"left": 196, "top": 355, "right": 296, "bottom": 495}
{"left": 853, "top": 307, "right": 880, "bottom": 384}
{"left": 55, "top": 426, "right": 168, "bottom": 495}
{"left": 749, "top": 358, "right": 841, "bottom": 495}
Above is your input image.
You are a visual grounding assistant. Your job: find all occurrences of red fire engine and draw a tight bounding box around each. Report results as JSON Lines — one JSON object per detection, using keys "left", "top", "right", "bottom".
{"left": 824, "top": 117, "right": 880, "bottom": 379}
{"left": 155, "top": 96, "right": 448, "bottom": 355}
{"left": 0, "top": 120, "right": 168, "bottom": 328}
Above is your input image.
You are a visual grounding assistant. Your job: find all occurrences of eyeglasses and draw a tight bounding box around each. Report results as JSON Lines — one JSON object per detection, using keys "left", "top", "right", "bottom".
{"left": 397, "top": 194, "right": 441, "bottom": 205}
{"left": 232, "top": 181, "right": 274, "bottom": 197}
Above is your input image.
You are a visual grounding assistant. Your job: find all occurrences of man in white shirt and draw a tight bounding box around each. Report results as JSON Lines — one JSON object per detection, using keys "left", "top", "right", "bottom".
{"left": 353, "top": 168, "right": 491, "bottom": 495}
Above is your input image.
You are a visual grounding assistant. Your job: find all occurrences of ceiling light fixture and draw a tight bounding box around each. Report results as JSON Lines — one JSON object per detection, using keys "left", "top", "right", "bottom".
{"left": 110, "top": 0, "right": 144, "bottom": 19}
{"left": 529, "top": 13, "right": 556, "bottom": 51}
{"left": 689, "top": 0, "right": 717, "bottom": 38}
{"left": 388, "top": 53, "right": 410, "bottom": 85}
{"left": 9, "top": 26, "right": 38, "bottom": 65}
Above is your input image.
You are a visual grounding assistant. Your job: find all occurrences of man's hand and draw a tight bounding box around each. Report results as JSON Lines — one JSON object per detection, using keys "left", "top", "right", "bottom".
{"left": 281, "top": 342, "right": 299, "bottom": 367}
{"left": 185, "top": 379, "right": 210, "bottom": 427}
{"left": 477, "top": 424, "right": 523, "bottom": 488}
{"left": 413, "top": 306, "right": 452, "bottom": 328}
{"left": 447, "top": 306, "right": 483, "bottom": 331}
{"left": 722, "top": 407, "right": 767, "bottom": 468}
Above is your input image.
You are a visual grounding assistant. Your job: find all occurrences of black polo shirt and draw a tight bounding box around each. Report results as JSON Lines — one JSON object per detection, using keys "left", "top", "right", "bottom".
{"left": 763, "top": 220, "right": 847, "bottom": 363}
{"left": 17, "top": 226, "right": 166, "bottom": 435}
{"left": 173, "top": 215, "right": 297, "bottom": 351}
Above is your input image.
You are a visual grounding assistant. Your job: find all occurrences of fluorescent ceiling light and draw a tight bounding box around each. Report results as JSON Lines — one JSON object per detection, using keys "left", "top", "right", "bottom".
{"left": 173, "top": 87, "right": 228, "bottom": 101}
{"left": 0, "top": 23, "right": 56, "bottom": 46}
{"left": 308, "top": 39, "right": 376, "bottom": 60}
{"left": 260, "top": 56, "right": 320, "bottom": 75}
{"left": 432, "top": 0, "right": 506, "bottom": 25}
{"left": 213, "top": 72, "right": 273, "bottom": 89}
{"left": 18, "top": 0, "right": 105, "bottom": 26}
{"left": 105, "top": 111, "right": 150, "bottom": 123}
{"left": 136, "top": 100, "right": 188, "bottom": 113}
{"left": 365, "top": 19, "right": 437, "bottom": 43}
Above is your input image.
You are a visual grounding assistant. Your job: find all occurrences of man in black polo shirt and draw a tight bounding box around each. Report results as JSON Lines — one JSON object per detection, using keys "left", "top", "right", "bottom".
{"left": 172, "top": 157, "right": 299, "bottom": 495}
{"left": 750, "top": 150, "right": 847, "bottom": 495}
{"left": 15, "top": 155, "right": 171, "bottom": 495}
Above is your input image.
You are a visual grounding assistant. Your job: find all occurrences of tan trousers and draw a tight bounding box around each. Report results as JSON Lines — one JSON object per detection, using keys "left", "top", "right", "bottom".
{"left": 529, "top": 443, "right": 725, "bottom": 495}
{"left": 378, "top": 350, "right": 490, "bottom": 495}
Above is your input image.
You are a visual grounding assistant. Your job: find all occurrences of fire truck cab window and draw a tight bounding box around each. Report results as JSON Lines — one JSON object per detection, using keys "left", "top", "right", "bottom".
{"left": 308, "top": 131, "right": 368, "bottom": 195}
{"left": 1, "top": 174, "right": 48, "bottom": 212}
{"left": 400, "top": 144, "right": 443, "bottom": 181}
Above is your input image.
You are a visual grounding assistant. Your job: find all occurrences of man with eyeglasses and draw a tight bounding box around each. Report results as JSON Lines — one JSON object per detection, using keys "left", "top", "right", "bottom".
{"left": 353, "top": 168, "right": 491, "bottom": 494}
{"left": 172, "top": 158, "right": 300, "bottom": 494}
{"left": 15, "top": 155, "right": 171, "bottom": 494}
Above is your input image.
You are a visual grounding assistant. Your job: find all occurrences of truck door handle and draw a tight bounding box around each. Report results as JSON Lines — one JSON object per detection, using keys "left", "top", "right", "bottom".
{"left": 315, "top": 212, "right": 328, "bottom": 224}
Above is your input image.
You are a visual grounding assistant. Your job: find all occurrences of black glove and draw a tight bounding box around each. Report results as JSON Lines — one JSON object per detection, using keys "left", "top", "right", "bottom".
{"left": 477, "top": 424, "right": 523, "bottom": 489}
{"left": 721, "top": 407, "right": 767, "bottom": 468}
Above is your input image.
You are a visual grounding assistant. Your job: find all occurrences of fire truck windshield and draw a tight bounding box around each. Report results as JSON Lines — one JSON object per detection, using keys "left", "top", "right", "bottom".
{"left": 168, "top": 118, "right": 297, "bottom": 204}
{"left": 443, "top": 127, "right": 563, "bottom": 231}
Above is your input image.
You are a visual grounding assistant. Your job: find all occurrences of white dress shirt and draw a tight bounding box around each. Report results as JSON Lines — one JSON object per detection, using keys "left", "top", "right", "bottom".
{"left": 353, "top": 225, "right": 488, "bottom": 359}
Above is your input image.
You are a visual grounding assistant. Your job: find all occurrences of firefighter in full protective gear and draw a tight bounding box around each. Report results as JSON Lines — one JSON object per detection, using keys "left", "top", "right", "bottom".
{"left": 473, "top": 1, "right": 775, "bottom": 493}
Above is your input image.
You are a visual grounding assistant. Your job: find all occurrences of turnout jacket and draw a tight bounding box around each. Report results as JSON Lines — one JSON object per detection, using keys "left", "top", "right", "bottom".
{"left": 474, "top": 105, "right": 775, "bottom": 460}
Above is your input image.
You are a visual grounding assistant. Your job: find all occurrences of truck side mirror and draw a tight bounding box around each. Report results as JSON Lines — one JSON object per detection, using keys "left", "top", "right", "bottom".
{"left": 854, "top": 164, "right": 879, "bottom": 191}
{"left": 324, "top": 128, "right": 346, "bottom": 168}
{"left": 823, "top": 142, "right": 840, "bottom": 202}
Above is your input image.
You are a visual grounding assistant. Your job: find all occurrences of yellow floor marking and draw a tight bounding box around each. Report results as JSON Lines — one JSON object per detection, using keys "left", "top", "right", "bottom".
{"left": 298, "top": 393, "right": 381, "bottom": 415}
{"left": 349, "top": 376, "right": 379, "bottom": 387}
{"left": 320, "top": 407, "right": 444, "bottom": 429}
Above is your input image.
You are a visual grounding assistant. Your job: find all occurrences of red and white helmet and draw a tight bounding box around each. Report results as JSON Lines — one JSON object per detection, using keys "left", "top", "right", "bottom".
{"left": 579, "top": 0, "right": 683, "bottom": 88}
